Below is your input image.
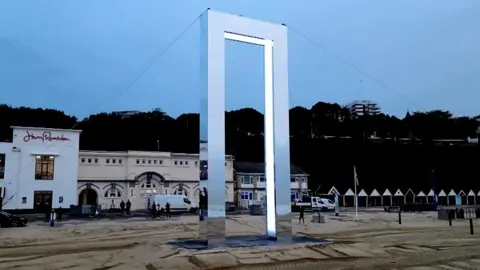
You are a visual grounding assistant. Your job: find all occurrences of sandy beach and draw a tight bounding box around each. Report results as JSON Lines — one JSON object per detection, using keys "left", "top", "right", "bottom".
{"left": 0, "top": 211, "right": 479, "bottom": 269}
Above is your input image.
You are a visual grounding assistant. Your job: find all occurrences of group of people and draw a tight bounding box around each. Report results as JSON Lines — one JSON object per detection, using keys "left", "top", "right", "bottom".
{"left": 150, "top": 202, "right": 171, "bottom": 219}
{"left": 44, "top": 206, "right": 63, "bottom": 223}
{"left": 119, "top": 200, "right": 132, "bottom": 216}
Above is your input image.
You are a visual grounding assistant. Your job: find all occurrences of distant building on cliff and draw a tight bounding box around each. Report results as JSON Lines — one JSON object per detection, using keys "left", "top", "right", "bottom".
{"left": 347, "top": 100, "right": 380, "bottom": 118}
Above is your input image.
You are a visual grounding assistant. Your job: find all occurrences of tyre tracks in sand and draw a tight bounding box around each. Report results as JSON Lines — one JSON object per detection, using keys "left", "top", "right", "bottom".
{"left": 188, "top": 226, "right": 480, "bottom": 270}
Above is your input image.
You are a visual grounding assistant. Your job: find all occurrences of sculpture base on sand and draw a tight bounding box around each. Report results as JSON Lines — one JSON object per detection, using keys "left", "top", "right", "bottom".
{"left": 168, "top": 235, "right": 332, "bottom": 250}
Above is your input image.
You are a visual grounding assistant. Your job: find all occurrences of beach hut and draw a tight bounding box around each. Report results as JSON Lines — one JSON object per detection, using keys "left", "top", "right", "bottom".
{"left": 427, "top": 189, "right": 435, "bottom": 203}
{"left": 343, "top": 188, "right": 355, "bottom": 207}
{"left": 393, "top": 189, "right": 404, "bottom": 206}
{"left": 382, "top": 189, "right": 393, "bottom": 206}
{"left": 458, "top": 190, "right": 467, "bottom": 205}
{"left": 404, "top": 188, "right": 415, "bottom": 204}
{"left": 369, "top": 189, "right": 381, "bottom": 206}
{"left": 438, "top": 190, "right": 447, "bottom": 205}
{"left": 416, "top": 191, "right": 426, "bottom": 204}
{"left": 447, "top": 189, "right": 456, "bottom": 205}
{"left": 357, "top": 189, "right": 368, "bottom": 207}
{"left": 328, "top": 186, "right": 340, "bottom": 196}
{"left": 467, "top": 190, "right": 476, "bottom": 205}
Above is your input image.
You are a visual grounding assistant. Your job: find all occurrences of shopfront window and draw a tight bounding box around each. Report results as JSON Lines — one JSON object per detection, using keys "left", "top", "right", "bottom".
{"left": 35, "top": 155, "right": 55, "bottom": 180}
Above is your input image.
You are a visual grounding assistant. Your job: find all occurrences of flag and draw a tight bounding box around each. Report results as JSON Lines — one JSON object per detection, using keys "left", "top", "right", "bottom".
{"left": 354, "top": 165, "right": 359, "bottom": 186}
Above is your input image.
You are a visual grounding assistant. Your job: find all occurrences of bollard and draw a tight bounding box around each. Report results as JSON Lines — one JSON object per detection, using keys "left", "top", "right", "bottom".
{"left": 470, "top": 219, "right": 474, "bottom": 235}
{"left": 398, "top": 209, "right": 402, "bottom": 225}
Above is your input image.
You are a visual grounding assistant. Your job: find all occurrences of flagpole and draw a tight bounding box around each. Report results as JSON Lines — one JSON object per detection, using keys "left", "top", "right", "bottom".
{"left": 354, "top": 179, "right": 358, "bottom": 217}
{"left": 354, "top": 165, "right": 358, "bottom": 217}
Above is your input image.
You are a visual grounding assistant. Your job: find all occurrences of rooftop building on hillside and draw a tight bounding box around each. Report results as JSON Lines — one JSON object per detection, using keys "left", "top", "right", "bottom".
{"left": 347, "top": 100, "right": 380, "bottom": 118}
{"left": 112, "top": 110, "right": 142, "bottom": 118}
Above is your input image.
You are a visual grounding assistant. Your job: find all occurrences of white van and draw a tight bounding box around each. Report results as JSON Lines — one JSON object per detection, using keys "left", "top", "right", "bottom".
{"left": 314, "top": 197, "right": 335, "bottom": 211}
{"left": 295, "top": 196, "right": 335, "bottom": 211}
{"left": 149, "top": 194, "right": 197, "bottom": 213}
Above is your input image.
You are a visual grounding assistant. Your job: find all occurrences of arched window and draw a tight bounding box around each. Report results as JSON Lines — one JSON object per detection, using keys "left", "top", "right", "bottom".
{"left": 141, "top": 179, "right": 156, "bottom": 189}
{"left": 174, "top": 189, "right": 188, "bottom": 197}
{"left": 139, "top": 173, "right": 162, "bottom": 197}
{"left": 104, "top": 188, "right": 121, "bottom": 198}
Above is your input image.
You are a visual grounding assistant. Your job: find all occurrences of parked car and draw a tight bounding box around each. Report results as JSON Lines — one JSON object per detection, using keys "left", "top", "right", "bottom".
{"left": 0, "top": 211, "right": 28, "bottom": 227}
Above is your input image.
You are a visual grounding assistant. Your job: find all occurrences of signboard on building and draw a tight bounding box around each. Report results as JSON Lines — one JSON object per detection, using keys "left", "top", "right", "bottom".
{"left": 23, "top": 131, "right": 70, "bottom": 143}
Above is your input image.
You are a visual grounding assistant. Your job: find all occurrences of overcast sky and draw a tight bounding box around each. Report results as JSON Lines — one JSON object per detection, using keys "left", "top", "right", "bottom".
{"left": 1, "top": 0, "right": 479, "bottom": 118}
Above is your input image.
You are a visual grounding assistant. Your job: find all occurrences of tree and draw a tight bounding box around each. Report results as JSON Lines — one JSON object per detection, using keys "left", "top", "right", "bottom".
{"left": 1, "top": 102, "right": 479, "bottom": 191}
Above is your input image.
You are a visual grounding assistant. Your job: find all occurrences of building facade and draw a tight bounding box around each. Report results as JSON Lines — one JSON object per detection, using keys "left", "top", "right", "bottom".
{"left": 0, "top": 126, "right": 81, "bottom": 211}
{"left": 347, "top": 100, "right": 380, "bottom": 118}
{"left": 233, "top": 162, "right": 309, "bottom": 208}
{"left": 1, "top": 126, "right": 310, "bottom": 212}
{"left": 78, "top": 150, "right": 235, "bottom": 210}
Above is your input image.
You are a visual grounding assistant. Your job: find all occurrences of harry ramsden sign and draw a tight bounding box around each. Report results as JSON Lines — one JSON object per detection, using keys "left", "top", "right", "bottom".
{"left": 23, "top": 131, "right": 70, "bottom": 143}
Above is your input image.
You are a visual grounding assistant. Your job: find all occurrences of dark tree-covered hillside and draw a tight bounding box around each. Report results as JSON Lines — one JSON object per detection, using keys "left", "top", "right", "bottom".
{"left": 1, "top": 103, "right": 479, "bottom": 192}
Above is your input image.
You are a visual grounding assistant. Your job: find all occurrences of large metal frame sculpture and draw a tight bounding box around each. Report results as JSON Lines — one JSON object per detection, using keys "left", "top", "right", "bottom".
{"left": 199, "top": 9, "right": 292, "bottom": 246}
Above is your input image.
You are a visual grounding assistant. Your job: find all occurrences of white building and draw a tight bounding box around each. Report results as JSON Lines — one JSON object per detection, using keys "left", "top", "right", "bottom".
{"left": 233, "top": 162, "right": 309, "bottom": 208}
{"left": 0, "top": 126, "right": 81, "bottom": 212}
{"left": 347, "top": 100, "right": 380, "bottom": 118}
{"left": 78, "top": 150, "right": 235, "bottom": 210}
{"left": 2, "top": 126, "right": 308, "bottom": 212}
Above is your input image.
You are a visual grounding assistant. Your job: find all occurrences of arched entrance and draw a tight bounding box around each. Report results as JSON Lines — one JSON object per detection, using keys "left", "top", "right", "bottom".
{"left": 78, "top": 189, "right": 98, "bottom": 205}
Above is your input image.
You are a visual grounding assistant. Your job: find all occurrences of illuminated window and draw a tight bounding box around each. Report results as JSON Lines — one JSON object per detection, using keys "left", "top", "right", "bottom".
{"left": 35, "top": 155, "right": 55, "bottom": 180}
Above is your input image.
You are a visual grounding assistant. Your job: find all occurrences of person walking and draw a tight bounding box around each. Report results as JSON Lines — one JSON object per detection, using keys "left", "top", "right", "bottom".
{"left": 299, "top": 206, "right": 305, "bottom": 224}
{"left": 159, "top": 206, "right": 165, "bottom": 219}
{"left": 126, "top": 200, "right": 131, "bottom": 215}
{"left": 57, "top": 206, "right": 63, "bottom": 222}
{"left": 120, "top": 200, "right": 125, "bottom": 216}
{"left": 165, "top": 202, "right": 171, "bottom": 219}
{"left": 151, "top": 202, "right": 157, "bottom": 219}
{"left": 44, "top": 204, "right": 50, "bottom": 223}
{"left": 156, "top": 204, "right": 161, "bottom": 219}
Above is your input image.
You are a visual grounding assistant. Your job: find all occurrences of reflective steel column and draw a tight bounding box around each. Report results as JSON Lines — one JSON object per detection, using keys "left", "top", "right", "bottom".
{"left": 272, "top": 24, "right": 292, "bottom": 242}
{"left": 199, "top": 10, "right": 226, "bottom": 247}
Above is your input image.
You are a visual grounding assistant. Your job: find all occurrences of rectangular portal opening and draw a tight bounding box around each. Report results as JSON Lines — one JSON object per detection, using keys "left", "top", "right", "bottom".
{"left": 225, "top": 33, "right": 276, "bottom": 238}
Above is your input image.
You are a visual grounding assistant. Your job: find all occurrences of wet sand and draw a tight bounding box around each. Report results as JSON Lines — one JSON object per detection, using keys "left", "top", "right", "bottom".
{"left": 0, "top": 212, "right": 479, "bottom": 269}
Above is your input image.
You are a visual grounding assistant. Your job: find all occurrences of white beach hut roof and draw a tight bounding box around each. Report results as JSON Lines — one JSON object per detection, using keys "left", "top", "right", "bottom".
{"left": 458, "top": 190, "right": 466, "bottom": 196}
{"left": 417, "top": 191, "right": 426, "bottom": 197}
{"left": 358, "top": 189, "right": 368, "bottom": 197}
{"left": 448, "top": 189, "right": 456, "bottom": 196}
{"left": 394, "top": 189, "right": 404, "bottom": 196}
{"left": 370, "top": 189, "right": 381, "bottom": 197}
{"left": 328, "top": 186, "right": 340, "bottom": 195}
{"left": 405, "top": 189, "right": 415, "bottom": 196}
{"left": 467, "top": 190, "right": 475, "bottom": 196}
{"left": 427, "top": 189, "right": 434, "bottom": 196}
{"left": 344, "top": 188, "right": 355, "bottom": 196}
{"left": 382, "top": 189, "right": 392, "bottom": 196}
{"left": 438, "top": 190, "right": 447, "bottom": 197}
